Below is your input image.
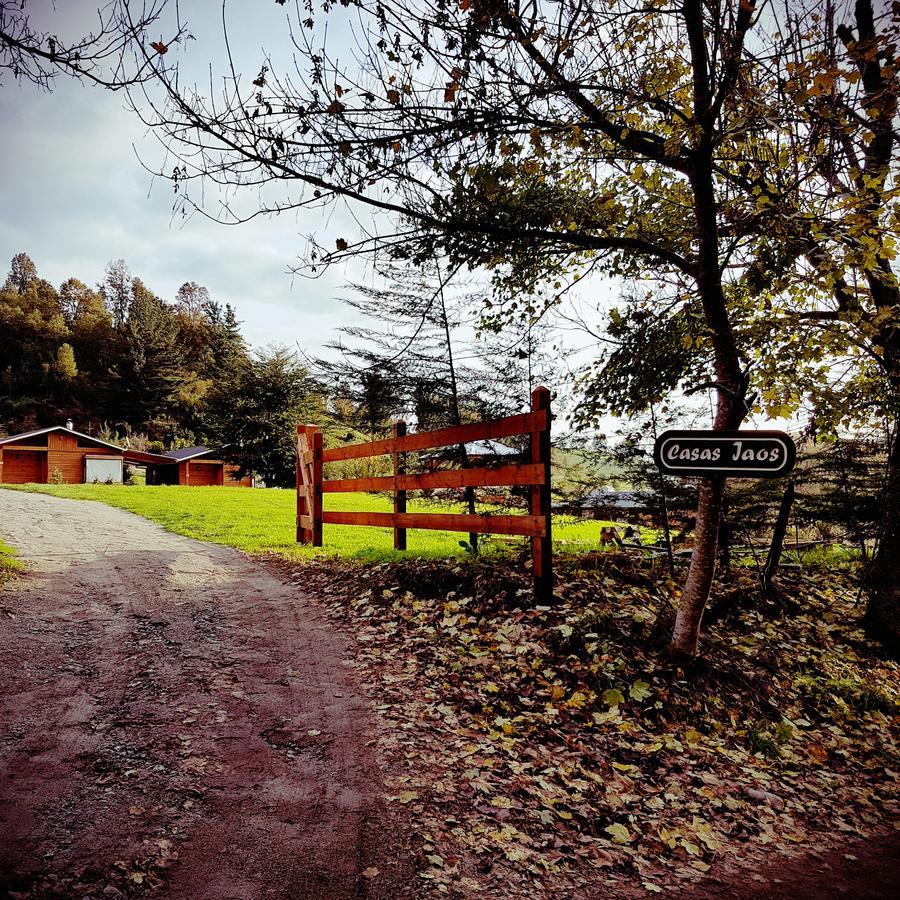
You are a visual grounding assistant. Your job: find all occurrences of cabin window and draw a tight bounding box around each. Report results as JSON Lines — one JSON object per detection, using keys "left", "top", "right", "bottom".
{"left": 85, "top": 456, "right": 123, "bottom": 484}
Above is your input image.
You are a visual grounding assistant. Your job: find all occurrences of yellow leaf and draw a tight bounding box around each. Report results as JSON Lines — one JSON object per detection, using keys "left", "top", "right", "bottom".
{"left": 605, "top": 823, "right": 632, "bottom": 844}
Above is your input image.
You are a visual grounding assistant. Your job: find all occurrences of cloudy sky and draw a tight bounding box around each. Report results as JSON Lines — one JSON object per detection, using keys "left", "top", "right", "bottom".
{"left": 1, "top": 1, "right": 705, "bottom": 435}
{"left": 0, "top": 1, "right": 377, "bottom": 354}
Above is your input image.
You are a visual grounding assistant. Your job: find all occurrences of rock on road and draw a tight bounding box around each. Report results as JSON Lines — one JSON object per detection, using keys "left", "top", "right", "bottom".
{"left": 0, "top": 490, "right": 410, "bottom": 899}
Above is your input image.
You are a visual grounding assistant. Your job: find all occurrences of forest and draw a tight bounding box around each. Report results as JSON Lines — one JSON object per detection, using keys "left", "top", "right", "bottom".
{"left": 0, "top": 252, "right": 563, "bottom": 488}
{"left": 0, "top": 252, "right": 251, "bottom": 440}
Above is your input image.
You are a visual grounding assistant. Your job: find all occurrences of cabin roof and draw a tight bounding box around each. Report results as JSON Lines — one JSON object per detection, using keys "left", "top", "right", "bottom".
{"left": 161, "top": 446, "right": 214, "bottom": 462}
{"left": 0, "top": 425, "right": 124, "bottom": 454}
{"left": 123, "top": 448, "right": 175, "bottom": 465}
{"left": 564, "top": 489, "right": 654, "bottom": 510}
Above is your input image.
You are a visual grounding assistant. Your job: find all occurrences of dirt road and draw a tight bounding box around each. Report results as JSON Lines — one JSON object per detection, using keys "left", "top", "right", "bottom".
{"left": 0, "top": 490, "right": 410, "bottom": 899}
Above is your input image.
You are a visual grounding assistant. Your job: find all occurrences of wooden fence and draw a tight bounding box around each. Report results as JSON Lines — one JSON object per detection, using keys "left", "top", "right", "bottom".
{"left": 297, "top": 386, "right": 553, "bottom": 600}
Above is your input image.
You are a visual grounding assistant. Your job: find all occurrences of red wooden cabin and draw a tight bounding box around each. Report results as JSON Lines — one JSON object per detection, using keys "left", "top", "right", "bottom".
{"left": 0, "top": 425, "right": 251, "bottom": 487}
{"left": 144, "top": 447, "right": 251, "bottom": 487}
{"left": 0, "top": 424, "right": 125, "bottom": 484}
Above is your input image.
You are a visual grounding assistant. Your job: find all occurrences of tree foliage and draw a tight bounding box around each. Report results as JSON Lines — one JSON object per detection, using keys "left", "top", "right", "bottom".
{"left": 0, "top": 252, "right": 251, "bottom": 445}
{"left": 207, "top": 347, "right": 325, "bottom": 488}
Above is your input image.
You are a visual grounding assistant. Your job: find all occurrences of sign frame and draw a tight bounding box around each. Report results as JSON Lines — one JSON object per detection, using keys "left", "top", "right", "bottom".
{"left": 653, "top": 429, "right": 796, "bottom": 479}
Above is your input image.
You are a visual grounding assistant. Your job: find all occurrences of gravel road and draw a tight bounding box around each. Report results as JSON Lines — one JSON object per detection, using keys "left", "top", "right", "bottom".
{"left": 0, "top": 490, "right": 410, "bottom": 899}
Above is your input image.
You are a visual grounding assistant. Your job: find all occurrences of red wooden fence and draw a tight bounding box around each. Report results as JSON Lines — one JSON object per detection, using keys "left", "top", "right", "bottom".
{"left": 297, "top": 386, "right": 553, "bottom": 600}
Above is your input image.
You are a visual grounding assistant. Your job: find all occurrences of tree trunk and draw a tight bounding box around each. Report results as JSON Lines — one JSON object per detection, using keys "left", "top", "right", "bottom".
{"left": 719, "top": 495, "right": 732, "bottom": 583}
{"left": 669, "top": 0, "right": 755, "bottom": 660}
{"left": 865, "top": 420, "right": 900, "bottom": 648}
{"left": 651, "top": 402, "right": 676, "bottom": 578}
{"left": 670, "top": 475, "right": 725, "bottom": 660}
{"left": 862, "top": 272, "right": 900, "bottom": 647}
{"left": 763, "top": 479, "right": 796, "bottom": 595}
{"left": 436, "top": 260, "right": 478, "bottom": 553}
{"left": 668, "top": 155, "right": 746, "bottom": 659}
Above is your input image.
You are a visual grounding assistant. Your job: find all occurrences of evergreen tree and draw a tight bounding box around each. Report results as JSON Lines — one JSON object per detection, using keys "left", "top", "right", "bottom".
{"left": 208, "top": 347, "right": 323, "bottom": 487}
{"left": 320, "top": 263, "right": 471, "bottom": 431}
{"left": 203, "top": 302, "right": 247, "bottom": 375}
{"left": 118, "top": 278, "right": 182, "bottom": 432}
{"left": 796, "top": 439, "right": 886, "bottom": 561}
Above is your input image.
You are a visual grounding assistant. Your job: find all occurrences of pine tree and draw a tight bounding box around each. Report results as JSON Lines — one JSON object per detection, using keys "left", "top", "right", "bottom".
{"left": 208, "top": 347, "right": 324, "bottom": 487}
{"left": 797, "top": 439, "right": 886, "bottom": 561}
{"left": 118, "top": 278, "right": 182, "bottom": 432}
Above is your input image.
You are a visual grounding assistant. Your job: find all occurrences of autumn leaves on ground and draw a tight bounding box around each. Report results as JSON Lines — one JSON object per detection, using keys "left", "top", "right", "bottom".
{"left": 301, "top": 554, "right": 900, "bottom": 897}
{"left": 2, "top": 491, "right": 898, "bottom": 899}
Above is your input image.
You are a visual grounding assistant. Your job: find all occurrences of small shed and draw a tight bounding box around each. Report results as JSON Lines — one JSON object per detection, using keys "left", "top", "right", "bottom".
{"left": 145, "top": 447, "right": 251, "bottom": 487}
{"left": 0, "top": 423, "right": 125, "bottom": 484}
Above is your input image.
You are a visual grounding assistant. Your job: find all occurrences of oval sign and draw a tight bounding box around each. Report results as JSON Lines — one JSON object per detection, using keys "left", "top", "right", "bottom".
{"left": 653, "top": 430, "right": 796, "bottom": 478}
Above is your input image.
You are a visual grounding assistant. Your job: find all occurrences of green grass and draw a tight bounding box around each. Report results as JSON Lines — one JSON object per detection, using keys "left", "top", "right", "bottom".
{"left": 0, "top": 537, "right": 24, "bottom": 584}
{"left": 0, "top": 483, "right": 630, "bottom": 562}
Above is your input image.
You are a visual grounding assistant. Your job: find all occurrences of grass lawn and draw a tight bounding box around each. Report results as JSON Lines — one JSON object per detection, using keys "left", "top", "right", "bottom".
{"left": 0, "top": 484, "right": 629, "bottom": 562}
{"left": 0, "top": 537, "right": 23, "bottom": 584}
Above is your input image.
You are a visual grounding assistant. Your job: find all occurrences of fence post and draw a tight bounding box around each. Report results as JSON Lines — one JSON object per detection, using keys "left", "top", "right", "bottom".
{"left": 296, "top": 424, "right": 309, "bottom": 544}
{"left": 311, "top": 426, "right": 324, "bottom": 548}
{"left": 530, "top": 387, "right": 553, "bottom": 601}
{"left": 763, "top": 478, "right": 795, "bottom": 595}
{"left": 296, "top": 424, "right": 323, "bottom": 547}
{"left": 393, "top": 421, "right": 407, "bottom": 550}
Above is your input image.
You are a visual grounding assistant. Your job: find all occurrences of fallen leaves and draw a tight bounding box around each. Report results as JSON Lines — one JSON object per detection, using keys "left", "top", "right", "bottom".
{"left": 295, "top": 554, "right": 899, "bottom": 898}
{"left": 603, "top": 687, "right": 626, "bottom": 707}
{"left": 605, "top": 823, "right": 632, "bottom": 844}
{"left": 630, "top": 679, "right": 653, "bottom": 701}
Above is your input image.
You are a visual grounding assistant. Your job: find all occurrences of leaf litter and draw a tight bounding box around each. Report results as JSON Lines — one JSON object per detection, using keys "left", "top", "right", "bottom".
{"left": 288, "top": 550, "right": 899, "bottom": 897}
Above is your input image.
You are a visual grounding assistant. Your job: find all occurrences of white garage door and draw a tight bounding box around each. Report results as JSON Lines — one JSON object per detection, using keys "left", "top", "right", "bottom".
{"left": 85, "top": 456, "right": 124, "bottom": 484}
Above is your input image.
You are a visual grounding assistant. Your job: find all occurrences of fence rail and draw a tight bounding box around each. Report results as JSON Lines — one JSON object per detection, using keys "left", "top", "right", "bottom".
{"left": 297, "top": 386, "right": 553, "bottom": 600}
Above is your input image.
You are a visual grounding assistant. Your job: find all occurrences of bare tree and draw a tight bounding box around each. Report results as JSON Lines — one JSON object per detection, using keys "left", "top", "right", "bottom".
{"left": 0, "top": 0, "right": 180, "bottom": 91}
{"left": 111, "top": 0, "right": 801, "bottom": 660}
